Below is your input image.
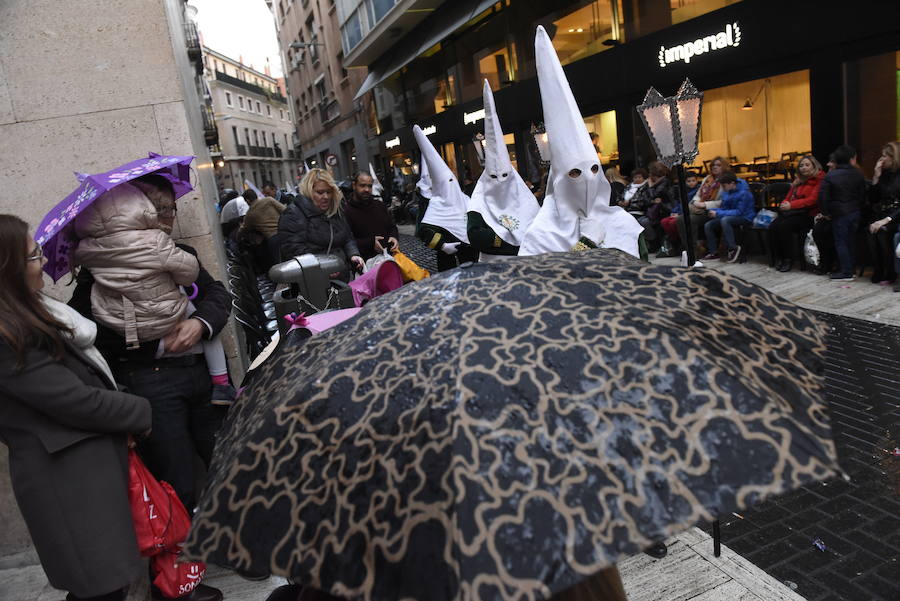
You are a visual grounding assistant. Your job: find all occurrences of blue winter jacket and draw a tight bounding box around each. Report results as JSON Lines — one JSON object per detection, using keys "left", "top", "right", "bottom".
{"left": 715, "top": 179, "right": 756, "bottom": 221}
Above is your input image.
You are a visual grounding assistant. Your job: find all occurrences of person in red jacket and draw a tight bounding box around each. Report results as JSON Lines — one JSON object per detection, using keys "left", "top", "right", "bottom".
{"left": 771, "top": 154, "right": 824, "bottom": 272}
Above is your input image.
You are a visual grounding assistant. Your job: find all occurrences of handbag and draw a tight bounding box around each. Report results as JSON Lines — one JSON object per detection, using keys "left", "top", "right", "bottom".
{"left": 391, "top": 250, "right": 430, "bottom": 282}
{"left": 752, "top": 209, "right": 778, "bottom": 229}
{"left": 151, "top": 549, "right": 206, "bottom": 599}
{"left": 128, "top": 448, "right": 192, "bottom": 556}
{"left": 803, "top": 230, "right": 820, "bottom": 268}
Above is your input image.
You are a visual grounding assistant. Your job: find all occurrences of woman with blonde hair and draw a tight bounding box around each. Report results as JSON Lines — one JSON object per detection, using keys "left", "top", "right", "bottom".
{"left": 770, "top": 154, "right": 824, "bottom": 272}
{"left": 605, "top": 167, "right": 628, "bottom": 207}
{"left": 866, "top": 141, "right": 900, "bottom": 285}
{"left": 277, "top": 168, "right": 364, "bottom": 270}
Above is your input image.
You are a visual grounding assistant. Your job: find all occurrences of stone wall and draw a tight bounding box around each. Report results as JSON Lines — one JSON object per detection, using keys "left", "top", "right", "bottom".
{"left": 0, "top": 0, "right": 239, "bottom": 560}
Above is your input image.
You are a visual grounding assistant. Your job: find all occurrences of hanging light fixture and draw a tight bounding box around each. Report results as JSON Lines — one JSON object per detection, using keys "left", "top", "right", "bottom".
{"left": 636, "top": 77, "right": 705, "bottom": 265}
{"left": 741, "top": 98, "right": 754, "bottom": 111}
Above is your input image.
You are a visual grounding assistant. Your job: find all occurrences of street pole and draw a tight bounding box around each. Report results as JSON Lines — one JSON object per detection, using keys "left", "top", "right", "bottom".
{"left": 675, "top": 163, "right": 695, "bottom": 266}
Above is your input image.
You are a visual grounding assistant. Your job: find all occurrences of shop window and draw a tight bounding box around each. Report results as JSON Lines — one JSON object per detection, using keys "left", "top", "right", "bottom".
{"left": 583, "top": 109, "right": 619, "bottom": 166}
{"left": 543, "top": 0, "right": 622, "bottom": 67}
{"left": 695, "top": 70, "right": 810, "bottom": 174}
{"left": 477, "top": 44, "right": 515, "bottom": 92}
{"left": 441, "top": 143, "right": 459, "bottom": 180}
{"left": 844, "top": 51, "right": 900, "bottom": 176}
{"left": 622, "top": 0, "right": 741, "bottom": 40}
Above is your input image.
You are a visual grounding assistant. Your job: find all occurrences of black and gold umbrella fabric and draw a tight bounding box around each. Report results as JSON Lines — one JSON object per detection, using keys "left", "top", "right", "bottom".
{"left": 185, "top": 249, "right": 840, "bottom": 601}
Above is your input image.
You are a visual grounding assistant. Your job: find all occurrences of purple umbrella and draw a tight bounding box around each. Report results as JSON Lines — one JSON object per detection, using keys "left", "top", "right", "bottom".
{"left": 36, "top": 152, "right": 195, "bottom": 281}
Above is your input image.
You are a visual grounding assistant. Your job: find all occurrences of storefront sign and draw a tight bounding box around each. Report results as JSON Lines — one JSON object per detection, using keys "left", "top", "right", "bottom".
{"left": 658, "top": 22, "right": 741, "bottom": 67}
{"left": 385, "top": 137, "right": 400, "bottom": 149}
{"left": 421, "top": 125, "right": 437, "bottom": 136}
{"left": 464, "top": 109, "right": 486, "bottom": 125}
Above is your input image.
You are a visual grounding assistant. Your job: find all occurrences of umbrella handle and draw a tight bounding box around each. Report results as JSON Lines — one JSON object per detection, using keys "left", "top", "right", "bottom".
{"left": 186, "top": 283, "right": 199, "bottom": 300}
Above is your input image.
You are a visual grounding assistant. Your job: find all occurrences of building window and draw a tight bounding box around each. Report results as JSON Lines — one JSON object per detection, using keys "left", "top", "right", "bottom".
{"left": 316, "top": 80, "right": 327, "bottom": 102}
{"left": 337, "top": 52, "right": 348, "bottom": 80}
{"left": 232, "top": 126, "right": 240, "bottom": 147}
{"left": 366, "top": 0, "right": 396, "bottom": 29}
{"left": 238, "top": 95, "right": 245, "bottom": 110}
{"left": 267, "top": 105, "right": 272, "bottom": 117}
{"left": 225, "top": 91, "right": 233, "bottom": 107}
{"left": 341, "top": 9, "right": 364, "bottom": 54}
{"left": 253, "top": 129, "right": 259, "bottom": 145}
{"left": 280, "top": 109, "right": 285, "bottom": 120}
{"left": 244, "top": 128, "right": 250, "bottom": 146}
{"left": 256, "top": 101, "right": 262, "bottom": 113}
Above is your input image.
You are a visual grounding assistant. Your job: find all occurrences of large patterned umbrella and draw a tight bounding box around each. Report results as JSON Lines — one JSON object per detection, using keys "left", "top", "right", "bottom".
{"left": 185, "top": 249, "right": 840, "bottom": 601}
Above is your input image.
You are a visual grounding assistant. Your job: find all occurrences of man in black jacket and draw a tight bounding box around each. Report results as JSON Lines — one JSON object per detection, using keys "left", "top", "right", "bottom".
{"left": 818, "top": 145, "right": 866, "bottom": 280}
{"left": 343, "top": 172, "right": 400, "bottom": 260}
{"left": 69, "top": 184, "right": 230, "bottom": 601}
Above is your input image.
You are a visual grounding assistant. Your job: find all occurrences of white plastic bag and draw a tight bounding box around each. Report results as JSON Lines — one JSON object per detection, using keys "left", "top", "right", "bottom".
{"left": 364, "top": 248, "right": 394, "bottom": 273}
{"left": 752, "top": 209, "right": 777, "bottom": 229}
{"left": 804, "top": 230, "right": 820, "bottom": 268}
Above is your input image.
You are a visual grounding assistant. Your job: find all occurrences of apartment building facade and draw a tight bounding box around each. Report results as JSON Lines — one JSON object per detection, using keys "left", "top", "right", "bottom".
{"left": 203, "top": 47, "right": 301, "bottom": 191}
{"left": 270, "top": 0, "right": 370, "bottom": 181}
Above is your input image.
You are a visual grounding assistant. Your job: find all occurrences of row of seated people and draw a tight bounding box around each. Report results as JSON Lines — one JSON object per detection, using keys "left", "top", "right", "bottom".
{"left": 607, "top": 144, "right": 900, "bottom": 290}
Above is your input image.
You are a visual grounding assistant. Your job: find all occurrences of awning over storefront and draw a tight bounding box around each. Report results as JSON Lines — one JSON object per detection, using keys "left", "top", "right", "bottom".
{"left": 353, "top": 0, "right": 499, "bottom": 100}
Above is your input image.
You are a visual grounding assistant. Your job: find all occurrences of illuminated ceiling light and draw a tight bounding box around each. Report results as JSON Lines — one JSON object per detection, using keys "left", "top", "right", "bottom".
{"left": 576, "top": 28, "right": 584, "bottom": 32}
{"left": 568, "top": 28, "right": 575, "bottom": 33}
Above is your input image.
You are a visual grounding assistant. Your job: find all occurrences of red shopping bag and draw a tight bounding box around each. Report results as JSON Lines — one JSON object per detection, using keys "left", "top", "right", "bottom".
{"left": 151, "top": 549, "right": 206, "bottom": 599}
{"left": 127, "top": 448, "right": 191, "bottom": 556}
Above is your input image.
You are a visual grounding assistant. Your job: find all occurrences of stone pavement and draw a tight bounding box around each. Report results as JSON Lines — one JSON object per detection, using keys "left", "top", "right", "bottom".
{"left": 1, "top": 528, "right": 809, "bottom": 601}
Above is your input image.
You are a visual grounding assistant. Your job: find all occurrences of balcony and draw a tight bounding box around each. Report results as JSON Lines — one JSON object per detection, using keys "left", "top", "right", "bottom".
{"left": 200, "top": 104, "right": 219, "bottom": 146}
{"left": 185, "top": 20, "right": 202, "bottom": 66}
{"left": 215, "top": 70, "right": 268, "bottom": 97}
{"left": 288, "top": 150, "right": 297, "bottom": 159}
{"left": 343, "top": 0, "right": 443, "bottom": 67}
{"left": 236, "top": 144, "right": 247, "bottom": 155}
{"left": 319, "top": 99, "right": 340, "bottom": 124}
{"left": 274, "top": 147, "right": 283, "bottom": 158}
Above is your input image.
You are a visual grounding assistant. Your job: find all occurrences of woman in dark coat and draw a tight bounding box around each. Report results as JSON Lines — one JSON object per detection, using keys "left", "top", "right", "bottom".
{"left": 866, "top": 141, "right": 900, "bottom": 284}
{"left": 0, "top": 215, "right": 151, "bottom": 601}
{"left": 277, "top": 168, "right": 364, "bottom": 270}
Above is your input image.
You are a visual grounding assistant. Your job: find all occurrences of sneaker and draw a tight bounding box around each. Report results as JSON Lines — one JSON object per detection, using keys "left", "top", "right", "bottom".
{"left": 727, "top": 246, "right": 742, "bottom": 263}
{"left": 211, "top": 384, "right": 237, "bottom": 406}
{"left": 701, "top": 252, "right": 719, "bottom": 261}
{"left": 829, "top": 272, "right": 854, "bottom": 281}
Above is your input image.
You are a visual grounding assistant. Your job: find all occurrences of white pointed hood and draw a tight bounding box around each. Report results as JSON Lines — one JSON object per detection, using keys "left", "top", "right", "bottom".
{"left": 414, "top": 125, "right": 469, "bottom": 242}
{"left": 467, "top": 80, "right": 539, "bottom": 247}
{"left": 368, "top": 162, "right": 385, "bottom": 197}
{"left": 416, "top": 159, "right": 432, "bottom": 198}
{"left": 519, "top": 26, "right": 642, "bottom": 257}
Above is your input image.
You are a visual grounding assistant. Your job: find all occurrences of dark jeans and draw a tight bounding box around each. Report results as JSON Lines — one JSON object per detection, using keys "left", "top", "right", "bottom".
{"left": 114, "top": 357, "right": 226, "bottom": 509}
{"left": 705, "top": 216, "right": 751, "bottom": 252}
{"left": 770, "top": 212, "right": 813, "bottom": 261}
{"left": 812, "top": 218, "right": 835, "bottom": 271}
{"left": 67, "top": 590, "right": 125, "bottom": 601}
{"left": 832, "top": 211, "right": 860, "bottom": 276}
{"left": 676, "top": 212, "right": 710, "bottom": 250}
{"left": 865, "top": 219, "right": 899, "bottom": 282}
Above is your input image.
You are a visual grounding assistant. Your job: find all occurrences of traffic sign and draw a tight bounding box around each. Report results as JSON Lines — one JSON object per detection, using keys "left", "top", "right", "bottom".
{"left": 325, "top": 153, "right": 338, "bottom": 166}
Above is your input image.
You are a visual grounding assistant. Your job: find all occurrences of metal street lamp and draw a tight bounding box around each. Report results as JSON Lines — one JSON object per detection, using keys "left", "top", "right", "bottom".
{"left": 636, "top": 78, "right": 704, "bottom": 265}
{"left": 530, "top": 123, "right": 551, "bottom": 167}
{"left": 473, "top": 133, "right": 486, "bottom": 166}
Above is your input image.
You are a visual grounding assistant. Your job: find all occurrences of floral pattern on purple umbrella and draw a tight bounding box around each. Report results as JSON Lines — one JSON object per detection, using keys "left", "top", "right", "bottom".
{"left": 36, "top": 153, "right": 194, "bottom": 281}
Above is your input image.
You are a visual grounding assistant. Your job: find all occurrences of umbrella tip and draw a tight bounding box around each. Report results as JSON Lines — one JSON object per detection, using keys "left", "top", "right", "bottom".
{"left": 74, "top": 172, "right": 87, "bottom": 182}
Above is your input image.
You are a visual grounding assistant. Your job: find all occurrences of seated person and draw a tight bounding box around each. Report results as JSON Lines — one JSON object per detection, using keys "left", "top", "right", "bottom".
{"left": 770, "top": 154, "right": 823, "bottom": 272}
{"left": 221, "top": 189, "right": 252, "bottom": 239}
{"left": 240, "top": 193, "right": 286, "bottom": 272}
{"left": 277, "top": 168, "right": 363, "bottom": 271}
{"left": 702, "top": 172, "right": 756, "bottom": 263}
{"left": 620, "top": 168, "right": 647, "bottom": 212}
{"left": 658, "top": 170, "right": 700, "bottom": 257}
{"left": 681, "top": 156, "right": 729, "bottom": 255}
{"left": 342, "top": 171, "right": 400, "bottom": 260}
{"left": 628, "top": 161, "right": 674, "bottom": 252}
{"left": 866, "top": 142, "right": 900, "bottom": 284}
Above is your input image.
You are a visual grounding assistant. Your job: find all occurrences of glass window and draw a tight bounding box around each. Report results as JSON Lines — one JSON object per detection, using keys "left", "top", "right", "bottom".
{"left": 256, "top": 101, "right": 262, "bottom": 113}
{"left": 267, "top": 105, "right": 272, "bottom": 117}
{"left": 238, "top": 96, "right": 245, "bottom": 109}
{"left": 342, "top": 10, "right": 363, "bottom": 54}
{"left": 623, "top": 0, "right": 741, "bottom": 39}
{"left": 546, "top": 0, "right": 621, "bottom": 67}
{"left": 844, "top": 51, "right": 900, "bottom": 176}
{"left": 367, "top": 0, "right": 395, "bottom": 27}
{"left": 583, "top": 109, "right": 619, "bottom": 166}
{"left": 225, "top": 91, "right": 232, "bottom": 106}
{"left": 694, "top": 70, "right": 810, "bottom": 173}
